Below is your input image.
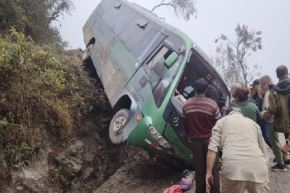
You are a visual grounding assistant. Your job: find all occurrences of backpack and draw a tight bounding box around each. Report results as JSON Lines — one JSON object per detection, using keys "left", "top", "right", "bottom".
{"left": 268, "top": 89, "right": 289, "bottom": 133}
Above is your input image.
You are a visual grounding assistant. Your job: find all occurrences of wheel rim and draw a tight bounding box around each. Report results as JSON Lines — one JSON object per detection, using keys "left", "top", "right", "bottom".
{"left": 112, "top": 115, "right": 127, "bottom": 135}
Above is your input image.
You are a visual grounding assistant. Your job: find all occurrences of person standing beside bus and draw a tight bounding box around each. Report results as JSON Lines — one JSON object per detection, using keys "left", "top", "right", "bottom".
{"left": 206, "top": 107, "right": 269, "bottom": 193}
{"left": 233, "top": 85, "right": 260, "bottom": 123}
{"left": 268, "top": 65, "right": 290, "bottom": 171}
{"left": 182, "top": 78, "right": 221, "bottom": 193}
{"left": 259, "top": 75, "right": 273, "bottom": 148}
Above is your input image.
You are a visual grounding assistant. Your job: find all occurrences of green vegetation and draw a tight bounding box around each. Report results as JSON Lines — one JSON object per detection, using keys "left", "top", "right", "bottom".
{"left": 0, "top": 1, "right": 97, "bottom": 187}
{"left": 0, "top": 0, "right": 73, "bottom": 44}
{"left": 152, "top": 0, "right": 197, "bottom": 21}
{"left": 0, "top": 29, "right": 90, "bottom": 175}
{"left": 214, "top": 24, "right": 262, "bottom": 86}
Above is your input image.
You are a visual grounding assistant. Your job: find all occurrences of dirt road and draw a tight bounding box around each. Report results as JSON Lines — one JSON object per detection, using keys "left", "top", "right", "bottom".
{"left": 94, "top": 147, "right": 290, "bottom": 193}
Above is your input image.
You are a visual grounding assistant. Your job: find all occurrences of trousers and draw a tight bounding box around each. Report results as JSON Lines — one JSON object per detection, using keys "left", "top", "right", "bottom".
{"left": 221, "top": 177, "right": 270, "bottom": 193}
{"left": 191, "top": 138, "right": 220, "bottom": 193}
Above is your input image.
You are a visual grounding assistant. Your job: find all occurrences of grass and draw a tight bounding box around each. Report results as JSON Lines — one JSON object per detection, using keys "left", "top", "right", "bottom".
{"left": 0, "top": 29, "right": 94, "bottom": 174}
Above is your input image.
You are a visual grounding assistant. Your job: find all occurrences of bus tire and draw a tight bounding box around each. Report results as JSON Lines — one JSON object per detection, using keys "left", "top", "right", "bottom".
{"left": 109, "top": 109, "right": 130, "bottom": 144}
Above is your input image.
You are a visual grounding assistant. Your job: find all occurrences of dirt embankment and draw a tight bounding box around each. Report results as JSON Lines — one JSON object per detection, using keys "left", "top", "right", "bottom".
{"left": 0, "top": 49, "right": 149, "bottom": 193}
{"left": 1, "top": 48, "right": 186, "bottom": 193}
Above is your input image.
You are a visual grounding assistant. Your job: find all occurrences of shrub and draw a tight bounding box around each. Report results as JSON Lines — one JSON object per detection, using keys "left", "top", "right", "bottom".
{"left": 0, "top": 29, "right": 89, "bottom": 168}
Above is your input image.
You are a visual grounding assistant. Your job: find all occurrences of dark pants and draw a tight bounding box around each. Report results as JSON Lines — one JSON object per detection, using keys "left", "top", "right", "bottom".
{"left": 259, "top": 120, "right": 272, "bottom": 148}
{"left": 191, "top": 138, "right": 220, "bottom": 193}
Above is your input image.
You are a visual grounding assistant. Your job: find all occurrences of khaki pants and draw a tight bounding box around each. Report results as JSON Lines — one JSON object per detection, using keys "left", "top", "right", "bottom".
{"left": 221, "top": 177, "right": 270, "bottom": 193}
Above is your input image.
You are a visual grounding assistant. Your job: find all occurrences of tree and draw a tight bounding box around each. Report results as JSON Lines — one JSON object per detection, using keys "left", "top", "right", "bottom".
{"left": 214, "top": 24, "right": 262, "bottom": 86}
{"left": 151, "top": 0, "right": 197, "bottom": 21}
{"left": 0, "top": 0, "right": 73, "bottom": 44}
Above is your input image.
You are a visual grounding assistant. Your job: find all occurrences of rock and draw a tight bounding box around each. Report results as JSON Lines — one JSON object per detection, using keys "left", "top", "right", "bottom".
{"left": 83, "top": 167, "right": 94, "bottom": 179}
{"left": 65, "top": 157, "right": 83, "bottom": 174}
{"left": 68, "top": 140, "right": 84, "bottom": 157}
{"left": 83, "top": 151, "right": 95, "bottom": 162}
{"left": 22, "top": 179, "right": 47, "bottom": 193}
{"left": 22, "top": 169, "right": 42, "bottom": 181}
{"left": 16, "top": 186, "right": 23, "bottom": 191}
{"left": 89, "top": 105, "right": 94, "bottom": 112}
{"left": 53, "top": 152, "right": 83, "bottom": 176}
{"left": 55, "top": 153, "right": 66, "bottom": 164}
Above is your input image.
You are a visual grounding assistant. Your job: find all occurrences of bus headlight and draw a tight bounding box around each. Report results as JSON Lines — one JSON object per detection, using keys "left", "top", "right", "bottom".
{"left": 148, "top": 125, "right": 171, "bottom": 149}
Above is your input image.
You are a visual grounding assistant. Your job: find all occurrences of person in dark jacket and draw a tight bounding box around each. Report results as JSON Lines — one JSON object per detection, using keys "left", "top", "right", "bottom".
{"left": 249, "top": 79, "right": 271, "bottom": 148}
{"left": 268, "top": 65, "right": 290, "bottom": 172}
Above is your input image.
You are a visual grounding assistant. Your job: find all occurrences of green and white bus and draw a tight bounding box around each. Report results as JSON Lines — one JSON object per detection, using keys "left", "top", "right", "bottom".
{"left": 83, "top": 0, "right": 229, "bottom": 164}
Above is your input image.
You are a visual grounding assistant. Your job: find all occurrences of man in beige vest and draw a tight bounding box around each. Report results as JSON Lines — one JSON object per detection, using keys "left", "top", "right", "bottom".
{"left": 206, "top": 108, "right": 269, "bottom": 193}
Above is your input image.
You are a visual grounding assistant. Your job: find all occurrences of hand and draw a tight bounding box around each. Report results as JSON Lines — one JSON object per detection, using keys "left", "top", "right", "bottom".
{"left": 175, "top": 94, "right": 186, "bottom": 104}
{"left": 206, "top": 172, "right": 213, "bottom": 189}
{"left": 281, "top": 144, "right": 290, "bottom": 155}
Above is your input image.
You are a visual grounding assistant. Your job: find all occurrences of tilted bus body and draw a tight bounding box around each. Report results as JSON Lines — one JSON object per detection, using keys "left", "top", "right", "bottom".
{"left": 83, "top": 0, "right": 229, "bottom": 164}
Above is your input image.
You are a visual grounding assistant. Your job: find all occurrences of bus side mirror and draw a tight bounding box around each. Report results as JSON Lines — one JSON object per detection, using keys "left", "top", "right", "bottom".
{"left": 164, "top": 52, "right": 178, "bottom": 68}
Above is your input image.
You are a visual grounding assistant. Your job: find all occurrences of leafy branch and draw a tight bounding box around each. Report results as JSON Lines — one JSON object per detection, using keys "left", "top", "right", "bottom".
{"left": 151, "top": 0, "right": 197, "bottom": 21}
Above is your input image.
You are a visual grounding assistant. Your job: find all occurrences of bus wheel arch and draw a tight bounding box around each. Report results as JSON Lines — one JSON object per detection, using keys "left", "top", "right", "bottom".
{"left": 82, "top": 37, "right": 96, "bottom": 63}
{"left": 109, "top": 95, "right": 132, "bottom": 144}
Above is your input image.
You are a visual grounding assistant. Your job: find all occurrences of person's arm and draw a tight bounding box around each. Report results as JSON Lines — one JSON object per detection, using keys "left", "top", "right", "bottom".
{"left": 281, "top": 135, "right": 290, "bottom": 155}
{"left": 261, "top": 91, "right": 274, "bottom": 121}
{"left": 206, "top": 150, "right": 217, "bottom": 188}
{"left": 214, "top": 105, "right": 222, "bottom": 120}
{"left": 267, "top": 90, "right": 277, "bottom": 114}
{"left": 175, "top": 94, "right": 186, "bottom": 104}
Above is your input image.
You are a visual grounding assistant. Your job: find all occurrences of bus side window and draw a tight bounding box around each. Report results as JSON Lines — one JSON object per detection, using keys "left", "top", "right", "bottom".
{"left": 146, "top": 46, "right": 172, "bottom": 87}
{"left": 145, "top": 46, "right": 177, "bottom": 107}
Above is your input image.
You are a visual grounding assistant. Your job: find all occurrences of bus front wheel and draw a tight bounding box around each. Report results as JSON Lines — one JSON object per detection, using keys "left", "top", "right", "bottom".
{"left": 109, "top": 109, "right": 129, "bottom": 144}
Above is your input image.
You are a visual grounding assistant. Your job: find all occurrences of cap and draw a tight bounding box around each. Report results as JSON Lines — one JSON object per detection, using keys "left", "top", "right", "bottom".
{"left": 253, "top": 79, "right": 260, "bottom": 85}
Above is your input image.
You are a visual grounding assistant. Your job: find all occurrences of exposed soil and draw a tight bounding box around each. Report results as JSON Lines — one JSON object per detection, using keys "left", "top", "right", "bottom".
{"left": 93, "top": 160, "right": 182, "bottom": 193}
{"left": 0, "top": 50, "right": 182, "bottom": 193}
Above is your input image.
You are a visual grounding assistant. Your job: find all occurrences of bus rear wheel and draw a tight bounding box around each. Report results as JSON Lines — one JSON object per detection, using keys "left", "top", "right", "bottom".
{"left": 109, "top": 109, "right": 129, "bottom": 144}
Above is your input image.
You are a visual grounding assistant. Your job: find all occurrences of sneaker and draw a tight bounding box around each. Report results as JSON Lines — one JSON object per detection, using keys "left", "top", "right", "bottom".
{"left": 284, "top": 159, "right": 290, "bottom": 167}
{"left": 271, "top": 164, "right": 287, "bottom": 172}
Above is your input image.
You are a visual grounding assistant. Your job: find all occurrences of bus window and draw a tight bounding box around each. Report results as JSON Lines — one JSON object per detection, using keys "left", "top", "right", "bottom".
{"left": 146, "top": 46, "right": 170, "bottom": 88}
{"left": 146, "top": 46, "right": 180, "bottom": 107}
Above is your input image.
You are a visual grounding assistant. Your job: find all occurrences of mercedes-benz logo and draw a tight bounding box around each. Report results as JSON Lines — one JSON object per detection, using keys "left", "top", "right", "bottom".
{"left": 172, "top": 116, "right": 180, "bottom": 127}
